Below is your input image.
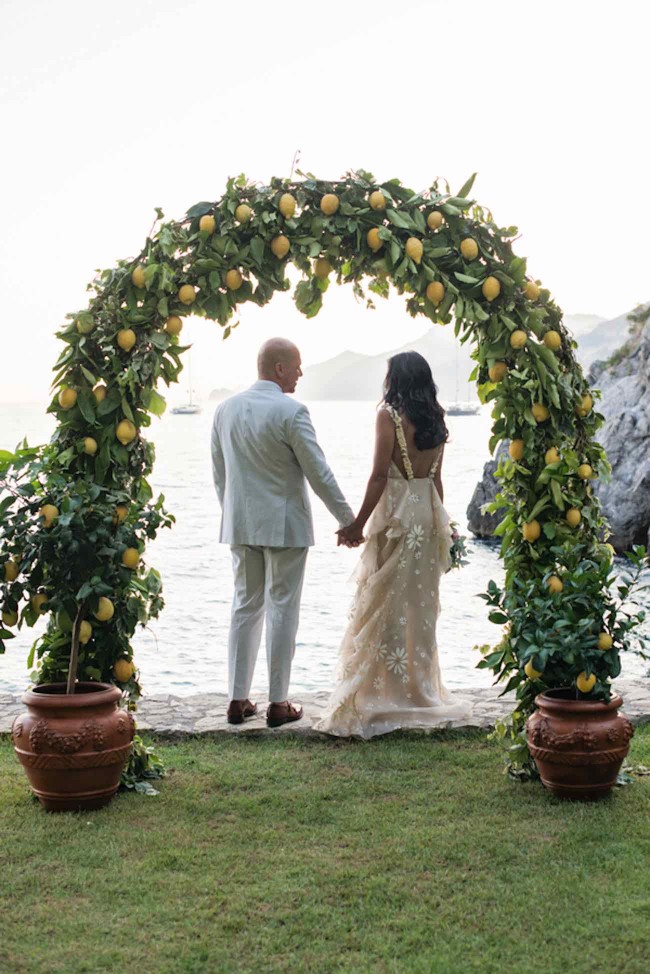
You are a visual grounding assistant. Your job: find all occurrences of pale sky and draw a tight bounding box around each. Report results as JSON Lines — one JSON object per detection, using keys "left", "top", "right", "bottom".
{"left": 1, "top": 0, "right": 648, "bottom": 405}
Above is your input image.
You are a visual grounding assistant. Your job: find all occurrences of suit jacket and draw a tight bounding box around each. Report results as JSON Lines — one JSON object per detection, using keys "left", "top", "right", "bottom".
{"left": 211, "top": 380, "right": 354, "bottom": 547}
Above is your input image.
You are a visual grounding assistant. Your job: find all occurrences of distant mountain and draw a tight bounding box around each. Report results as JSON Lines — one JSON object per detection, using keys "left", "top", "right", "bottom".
{"left": 571, "top": 311, "right": 635, "bottom": 370}
{"left": 208, "top": 308, "right": 642, "bottom": 402}
{"left": 563, "top": 313, "right": 606, "bottom": 337}
{"left": 296, "top": 309, "right": 639, "bottom": 402}
{"left": 297, "top": 326, "right": 476, "bottom": 403}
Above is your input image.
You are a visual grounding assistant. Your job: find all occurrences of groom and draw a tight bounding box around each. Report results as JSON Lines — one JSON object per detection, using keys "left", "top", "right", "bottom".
{"left": 211, "top": 338, "right": 355, "bottom": 727}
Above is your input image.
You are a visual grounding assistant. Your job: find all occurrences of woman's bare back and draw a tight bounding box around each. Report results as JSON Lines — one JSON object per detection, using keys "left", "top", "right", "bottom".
{"left": 390, "top": 411, "right": 445, "bottom": 479}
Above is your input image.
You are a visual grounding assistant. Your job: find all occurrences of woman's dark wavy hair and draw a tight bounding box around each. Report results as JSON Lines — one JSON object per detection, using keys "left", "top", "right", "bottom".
{"left": 382, "top": 351, "right": 449, "bottom": 450}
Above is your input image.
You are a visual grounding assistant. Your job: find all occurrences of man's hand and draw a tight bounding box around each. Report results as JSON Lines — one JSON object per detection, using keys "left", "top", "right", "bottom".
{"left": 336, "top": 521, "right": 365, "bottom": 548}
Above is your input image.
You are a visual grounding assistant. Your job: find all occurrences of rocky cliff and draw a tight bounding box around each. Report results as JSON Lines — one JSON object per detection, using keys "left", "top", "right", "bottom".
{"left": 467, "top": 308, "right": 650, "bottom": 551}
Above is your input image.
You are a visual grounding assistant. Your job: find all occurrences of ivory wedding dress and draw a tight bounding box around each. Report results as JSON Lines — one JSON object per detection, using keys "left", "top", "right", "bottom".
{"left": 314, "top": 406, "right": 472, "bottom": 739}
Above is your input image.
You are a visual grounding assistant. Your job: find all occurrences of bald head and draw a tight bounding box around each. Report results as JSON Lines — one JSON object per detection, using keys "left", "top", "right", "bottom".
{"left": 257, "top": 338, "right": 303, "bottom": 393}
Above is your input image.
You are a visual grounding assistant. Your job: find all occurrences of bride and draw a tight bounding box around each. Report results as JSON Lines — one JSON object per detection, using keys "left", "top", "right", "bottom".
{"left": 314, "top": 351, "right": 472, "bottom": 739}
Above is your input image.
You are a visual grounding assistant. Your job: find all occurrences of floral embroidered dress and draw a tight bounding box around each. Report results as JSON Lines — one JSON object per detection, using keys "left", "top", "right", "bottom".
{"left": 314, "top": 406, "right": 472, "bottom": 739}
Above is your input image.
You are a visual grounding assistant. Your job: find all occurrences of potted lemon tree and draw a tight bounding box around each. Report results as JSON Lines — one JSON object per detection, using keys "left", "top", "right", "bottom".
{"left": 1, "top": 429, "right": 170, "bottom": 810}
{"left": 478, "top": 423, "right": 649, "bottom": 799}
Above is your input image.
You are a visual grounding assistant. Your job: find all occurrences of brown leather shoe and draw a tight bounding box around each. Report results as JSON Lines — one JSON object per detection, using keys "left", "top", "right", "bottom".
{"left": 227, "top": 699, "right": 258, "bottom": 725}
{"left": 266, "top": 701, "right": 304, "bottom": 728}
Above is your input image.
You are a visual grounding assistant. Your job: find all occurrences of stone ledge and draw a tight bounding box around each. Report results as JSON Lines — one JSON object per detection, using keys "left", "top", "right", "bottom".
{"left": 1, "top": 679, "right": 648, "bottom": 738}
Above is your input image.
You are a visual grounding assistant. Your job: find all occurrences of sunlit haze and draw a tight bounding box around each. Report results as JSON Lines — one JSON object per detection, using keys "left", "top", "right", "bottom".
{"left": 1, "top": 0, "right": 647, "bottom": 407}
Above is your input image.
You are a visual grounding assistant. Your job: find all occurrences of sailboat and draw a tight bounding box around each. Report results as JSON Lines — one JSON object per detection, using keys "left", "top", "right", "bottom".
{"left": 171, "top": 353, "right": 202, "bottom": 415}
{"left": 445, "top": 344, "right": 480, "bottom": 416}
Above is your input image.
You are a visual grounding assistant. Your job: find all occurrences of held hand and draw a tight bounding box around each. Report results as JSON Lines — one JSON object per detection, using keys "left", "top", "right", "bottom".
{"left": 336, "top": 521, "right": 366, "bottom": 548}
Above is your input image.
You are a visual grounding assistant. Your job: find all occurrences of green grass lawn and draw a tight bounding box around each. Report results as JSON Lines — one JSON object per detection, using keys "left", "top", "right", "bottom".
{"left": 1, "top": 728, "right": 649, "bottom": 974}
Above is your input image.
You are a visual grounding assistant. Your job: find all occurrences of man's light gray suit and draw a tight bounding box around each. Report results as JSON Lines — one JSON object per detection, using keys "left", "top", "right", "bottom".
{"left": 211, "top": 380, "right": 354, "bottom": 702}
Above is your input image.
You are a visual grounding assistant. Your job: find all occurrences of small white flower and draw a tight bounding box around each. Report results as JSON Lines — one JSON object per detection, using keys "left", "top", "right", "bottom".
{"left": 386, "top": 647, "right": 407, "bottom": 675}
{"left": 401, "top": 674, "right": 409, "bottom": 684}
{"left": 375, "top": 642, "right": 388, "bottom": 661}
{"left": 406, "top": 525, "right": 424, "bottom": 549}
{"left": 414, "top": 552, "right": 422, "bottom": 560}
{"left": 373, "top": 676, "right": 385, "bottom": 690}
{"left": 399, "top": 616, "right": 407, "bottom": 626}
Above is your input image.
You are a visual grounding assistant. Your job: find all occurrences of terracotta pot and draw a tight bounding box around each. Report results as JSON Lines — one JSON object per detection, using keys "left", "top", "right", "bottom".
{"left": 11, "top": 682, "right": 135, "bottom": 812}
{"left": 526, "top": 689, "right": 634, "bottom": 801}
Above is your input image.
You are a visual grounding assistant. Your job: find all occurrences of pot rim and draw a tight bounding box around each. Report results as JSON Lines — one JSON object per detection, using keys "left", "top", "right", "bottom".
{"left": 534, "top": 687, "right": 623, "bottom": 715}
{"left": 21, "top": 682, "right": 122, "bottom": 709}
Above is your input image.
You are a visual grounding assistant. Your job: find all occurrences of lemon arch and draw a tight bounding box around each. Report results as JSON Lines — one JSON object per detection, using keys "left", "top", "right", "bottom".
{"left": 0, "top": 170, "right": 614, "bottom": 761}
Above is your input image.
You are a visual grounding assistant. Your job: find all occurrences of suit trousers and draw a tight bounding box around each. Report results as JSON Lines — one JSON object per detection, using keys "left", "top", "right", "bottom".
{"left": 228, "top": 545, "right": 308, "bottom": 703}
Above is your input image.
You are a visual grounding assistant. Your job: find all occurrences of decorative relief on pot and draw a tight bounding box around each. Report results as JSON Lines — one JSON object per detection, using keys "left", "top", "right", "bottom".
{"left": 117, "top": 712, "right": 136, "bottom": 738}
{"left": 28, "top": 718, "right": 105, "bottom": 754}
{"left": 11, "top": 719, "right": 23, "bottom": 744}
{"left": 528, "top": 717, "right": 598, "bottom": 751}
{"left": 606, "top": 719, "right": 634, "bottom": 746}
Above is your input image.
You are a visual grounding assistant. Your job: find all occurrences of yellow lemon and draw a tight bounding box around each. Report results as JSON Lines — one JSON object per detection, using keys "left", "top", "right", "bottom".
{"left": 524, "top": 281, "right": 540, "bottom": 301}
{"left": 532, "top": 403, "right": 550, "bottom": 423}
{"left": 225, "top": 269, "right": 243, "bottom": 290}
{"left": 522, "top": 520, "right": 541, "bottom": 542}
{"left": 576, "top": 393, "right": 593, "bottom": 418}
{"left": 576, "top": 671, "right": 596, "bottom": 693}
{"left": 199, "top": 214, "right": 216, "bottom": 234}
{"left": 426, "top": 281, "right": 445, "bottom": 306}
{"left": 460, "top": 238, "right": 479, "bottom": 261}
{"left": 31, "top": 593, "right": 48, "bottom": 615}
{"left": 235, "top": 203, "right": 252, "bottom": 223}
{"left": 509, "top": 439, "right": 524, "bottom": 461}
{"left": 598, "top": 632, "right": 613, "bottom": 651}
{"left": 320, "top": 193, "right": 339, "bottom": 215}
{"left": 113, "top": 658, "right": 134, "bottom": 682}
{"left": 165, "top": 316, "right": 183, "bottom": 336}
{"left": 4, "top": 561, "right": 19, "bottom": 582}
{"left": 369, "top": 190, "right": 386, "bottom": 210}
{"left": 76, "top": 316, "right": 95, "bottom": 335}
{"left": 427, "top": 211, "right": 443, "bottom": 230}
{"left": 543, "top": 330, "right": 562, "bottom": 351}
{"left": 39, "top": 504, "right": 59, "bottom": 528}
{"left": 405, "top": 237, "right": 423, "bottom": 264}
{"left": 131, "top": 265, "right": 146, "bottom": 289}
{"left": 83, "top": 437, "right": 98, "bottom": 456}
{"left": 2, "top": 609, "right": 18, "bottom": 627}
{"left": 566, "top": 508, "right": 581, "bottom": 527}
{"left": 92, "top": 384, "right": 107, "bottom": 403}
{"left": 482, "top": 276, "right": 501, "bottom": 301}
{"left": 117, "top": 329, "right": 136, "bottom": 352}
{"left": 58, "top": 387, "right": 77, "bottom": 410}
{"left": 545, "top": 447, "right": 560, "bottom": 465}
{"left": 547, "top": 575, "right": 564, "bottom": 594}
{"left": 367, "top": 228, "right": 383, "bottom": 252}
{"left": 94, "top": 597, "right": 114, "bottom": 623}
{"left": 116, "top": 420, "right": 137, "bottom": 446}
{"left": 314, "top": 258, "right": 332, "bottom": 279}
{"left": 577, "top": 464, "right": 593, "bottom": 480}
{"left": 524, "top": 659, "right": 543, "bottom": 680}
{"left": 121, "top": 547, "right": 140, "bottom": 569}
{"left": 113, "top": 504, "right": 129, "bottom": 525}
{"left": 79, "top": 620, "right": 92, "bottom": 645}
{"left": 278, "top": 193, "right": 296, "bottom": 218}
{"left": 509, "top": 330, "right": 527, "bottom": 349}
{"left": 178, "top": 284, "right": 196, "bottom": 305}
{"left": 489, "top": 362, "right": 508, "bottom": 382}
{"left": 270, "top": 235, "right": 290, "bottom": 259}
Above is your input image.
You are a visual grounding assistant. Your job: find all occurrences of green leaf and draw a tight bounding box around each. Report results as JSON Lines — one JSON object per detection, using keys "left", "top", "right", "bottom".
{"left": 456, "top": 172, "right": 477, "bottom": 198}
{"left": 250, "top": 237, "right": 265, "bottom": 266}
{"left": 186, "top": 201, "right": 214, "bottom": 218}
{"left": 145, "top": 389, "right": 167, "bottom": 417}
{"left": 455, "top": 272, "right": 480, "bottom": 285}
{"left": 77, "top": 389, "right": 96, "bottom": 424}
